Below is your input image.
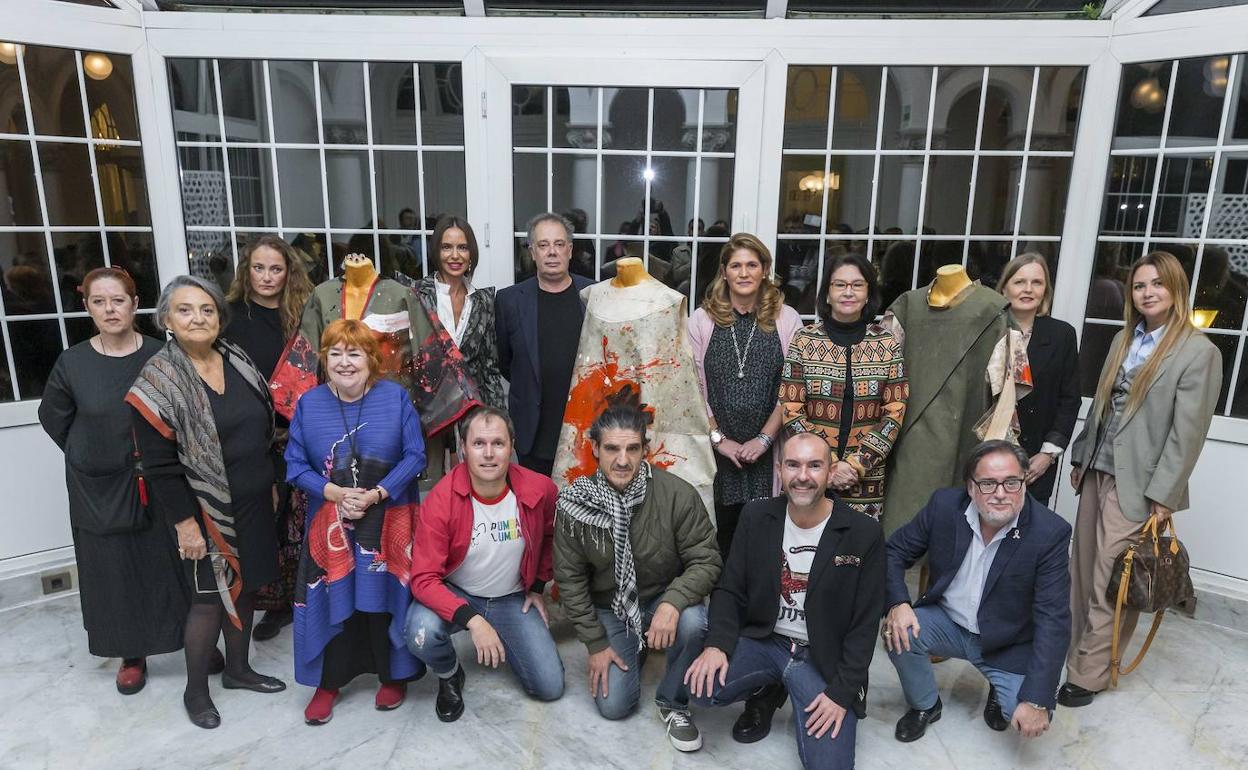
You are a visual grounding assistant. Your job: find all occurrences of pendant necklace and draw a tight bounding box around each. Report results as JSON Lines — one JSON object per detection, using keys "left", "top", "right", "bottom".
{"left": 334, "top": 385, "right": 367, "bottom": 487}
{"left": 730, "top": 313, "right": 758, "bottom": 380}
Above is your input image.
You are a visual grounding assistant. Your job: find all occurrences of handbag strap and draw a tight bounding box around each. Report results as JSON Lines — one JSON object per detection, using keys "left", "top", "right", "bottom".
{"left": 1109, "top": 514, "right": 1171, "bottom": 687}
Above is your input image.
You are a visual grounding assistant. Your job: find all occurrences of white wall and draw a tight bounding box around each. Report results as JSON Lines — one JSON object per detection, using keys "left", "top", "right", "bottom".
{"left": 0, "top": 423, "right": 71, "bottom": 561}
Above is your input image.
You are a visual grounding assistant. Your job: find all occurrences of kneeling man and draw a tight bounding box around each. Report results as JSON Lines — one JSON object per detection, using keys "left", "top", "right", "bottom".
{"left": 685, "top": 433, "right": 886, "bottom": 769}
{"left": 884, "top": 440, "right": 1071, "bottom": 742}
{"left": 554, "top": 404, "right": 721, "bottom": 752}
{"left": 405, "top": 406, "right": 564, "bottom": 722}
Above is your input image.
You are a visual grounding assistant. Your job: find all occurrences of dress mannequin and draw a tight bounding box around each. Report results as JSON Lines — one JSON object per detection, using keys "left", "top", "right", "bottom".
{"left": 612, "top": 257, "right": 652, "bottom": 288}
{"left": 341, "top": 254, "right": 379, "bottom": 320}
{"left": 928, "top": 264, "right": 973, "bottom": 308}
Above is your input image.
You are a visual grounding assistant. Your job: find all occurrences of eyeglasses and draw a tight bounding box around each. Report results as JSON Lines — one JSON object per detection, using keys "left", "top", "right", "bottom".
{"left": 972, "top": 477, "right": 1025, "bottom": 494}
{"left": 830, "top": 280, "right": 868, "bottom": 293}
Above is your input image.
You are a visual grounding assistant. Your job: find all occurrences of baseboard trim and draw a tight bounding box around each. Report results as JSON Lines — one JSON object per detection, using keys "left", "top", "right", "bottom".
{"left": 1190, "top": 568, "right": 1248, "bottom": 634}
{"left": 0, "top": 547, "right": 80, "bottom": 613}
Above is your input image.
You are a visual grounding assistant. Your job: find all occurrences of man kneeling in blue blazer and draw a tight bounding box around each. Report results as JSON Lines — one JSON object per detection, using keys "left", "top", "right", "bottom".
{"left": 883, "top": 439, "right": 1071, "bottom": 743}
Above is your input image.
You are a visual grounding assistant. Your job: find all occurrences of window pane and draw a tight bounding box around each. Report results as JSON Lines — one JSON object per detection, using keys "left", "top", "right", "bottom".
{"left": 604, "top": 88, "right": 650, "bottom": 151}
{"left": 919, "top": 239, "right": 969, "bottom": 287}
{"left": 270, "top": 60, "right": 317, "bottom": 144}
{"left": 0, "top": 329, "right": 11, "bottom": 402}
{"left": 1205, "top": 332, "right": 1239, "bottom": 413}
{"left": 1101, "top": 155, "right": 1156, "bottom": 236}
{"left": 876, "top": 155, "right": 924, "bottom": 233}
{"left": 8, "top": 318, "right": 61, "bottom": 399}
{"left": 286, "top": 231, "right": 329, "bottom": 285}
{"left": 971, "top": 155, "right": 1021, "bottom": 235}
{"left": 423, "top": 150, "right": 466, "bottom": 222}
{"left": 966, "top": 240, "right": 1013, "bottom": 288}
{"left": 1015, "top": 239, "right": 1062, "bottom": 283}
{"left": 513, "top": 235, "right": 533, "bottom": 283}
{"left": 1231, "top": 341, "right": 1248, "bottom": 418}
{"left": 775, "top": 238, "right": 820, "bottom": 314}
{"left": 374, "top": 149, "right": 421, "bottom": 231}
{"left": 422, "top": 63, "right": 465, "bottom": 146}
{"left": 187, "top": 229, "right": 233, "bottom": 292}
{"left": 878, "top": 240, "right": 916, "bottom": 309}
{"left": 1154, "top": 154, "right": 1213, "bottom": 238}
{"left": 319, "top": 61, "right": 367, "bottom": 145}
{"left": 1232, "top": 54, "right": 1248, "bottom": 144}
{"left": 602, "top": 154, "right": 648, "bottom": 235}
{"left": 513, "top": 152, "right": 547, "bottom": 234}
{"left": 511, "top": 85, "right": 549, "bottom": 148}
{"left": 881, "top": 67, "right": 933, "bottom": 151}
{"left": 653, "top": 88, "right": 696, "bottom": 153}
{"left": 552, "top": 153, "right": 597, "bottom": 234}
{"left": 168, "top": 58, "right": 220, "bottom": 142}
{"left": 370, "top": 62, "right": 416, "bottom": 145}
{"left": 647, "top": 156, "right": 692, "bottom": 247}
{"left": 38, "top": 141, "right": 97, "bottom": 226}
{"left": 226, "top": 146, "right": 276, "bottom": 228}
{"left": 1165, "top": 55, "right": 1228, "bottom": 147}
{"left": 827, "top": 155, "right": 874, "bottom": 234}
{"left": 1032, "top": 66, "right": 1084, "bottom": 152}
{"left": 698, "top": 157, "right": 734, "bottom": 230}
{"left": 1149, "top": 241, "right": 1200, "bottom": 279}
{"left": 784, "top": 66, "right": 831, "bottom": 150}
{"left": 778, "top": 154, "right": 827, "bottom": 234}
{"left": 97, "top": 144, "right": 150, "bottom": 226}
{"left": 832, "top": 66, "right": 882, "bottom": 151}
{"left": 1078, "top": 322, "right": 1122, "bottom": 396}
{"left": 178, "top": 145, "right": 229, "bottom": 227}
{"left": 106, "top": 231, "right": 159, "bottom": 308}
{"left": 1193, "top": 244, "right": 1248, "bottom": 331}
{"left": 1, "top": 45, "right": 28, "bottom": 133}
{"left": 1114, "top": 62, "right": 1172, "bottom": 150}
{"left": 934, "top": 66, "right": 983, "bottom": 151}
{"left": 25, "top": 46, "right": 86, "bottom": 138}
{"left": 84, "top": 51, "right": 139, "bottom": 142}
{"left": 218, "top": 59, "right": 269, "bottom": 143}
{"left": 555, "top": 87, "right": 595, "bottom": 151}
{"left": 276, "top": 148, "right": 324, "bottom": 228}
{"left": 52, "top": 231, "right": 103, "bottom": 313}
{"left": 1019, "top": 156, "right": 1072, "bottom": 236}
{"left": 1208, "top": 153, "right": 1248, "bottom": 240}
{"left": 325, "top": 149, "right": 370, "bottom": 228}
{"left": 1, "top": 234, "right": 55, "bottom": 315}
{"left": 0, "top": 140, "right": 41, "bottom": 226}
{"left": 924, "top": 155, "right": 973, "bottom": 234}
{"left": 983, "top": 67, "right": 1034, "bottom": 151}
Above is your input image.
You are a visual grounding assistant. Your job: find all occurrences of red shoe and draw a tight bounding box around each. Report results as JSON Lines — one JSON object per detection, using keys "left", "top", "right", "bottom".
{"left": 116, "top": 658, "right": 147, "bottom": 695}
{"left": 304, "top": 687, "right": 339, "bottom": 725}
{"left": 375, "top": 681, "right": 406, "bottom": 711}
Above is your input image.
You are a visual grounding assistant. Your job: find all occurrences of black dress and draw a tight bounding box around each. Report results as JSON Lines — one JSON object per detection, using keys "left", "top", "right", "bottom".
{"left": 38, "top": 337, "right": 188, "bottom": 658}
{"left": 136, "top": 362, "right": 279, "bottom": 602}
{"left": 223, "top": 300, "right": 284, "bottom": 381}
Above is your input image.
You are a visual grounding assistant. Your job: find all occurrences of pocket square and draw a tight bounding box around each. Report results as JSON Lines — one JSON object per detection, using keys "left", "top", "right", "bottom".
{"left": 834, "top": 555, "right": 862, "bottom": 567}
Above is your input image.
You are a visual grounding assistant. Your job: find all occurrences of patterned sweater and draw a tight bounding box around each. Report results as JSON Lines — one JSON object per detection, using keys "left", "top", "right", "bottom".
{"left": 780, "top": 321, "right": 908, "bottom": 517}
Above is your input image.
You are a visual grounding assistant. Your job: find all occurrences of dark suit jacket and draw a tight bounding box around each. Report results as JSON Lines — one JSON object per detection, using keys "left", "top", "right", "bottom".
{"left": 706, "top": 496, "right": 886, "bottom": 717}
{"left": 494, "top": 274, "right": 594, "bottom": 456}
{"left": 886, "top": 488, "right": 1072, "bottom": 708}
{"left": 1017, "top": 315, "right": 1080, "bottom": 504}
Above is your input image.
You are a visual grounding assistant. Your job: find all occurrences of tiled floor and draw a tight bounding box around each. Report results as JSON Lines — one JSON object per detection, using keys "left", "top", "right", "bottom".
{"left": 2, "top": 595, "right": 1246, "bottom": 769}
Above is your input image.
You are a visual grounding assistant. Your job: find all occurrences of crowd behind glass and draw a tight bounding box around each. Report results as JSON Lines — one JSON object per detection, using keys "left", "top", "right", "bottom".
{"left": 37, "top": 208, "right": 1219, "bottom": 767}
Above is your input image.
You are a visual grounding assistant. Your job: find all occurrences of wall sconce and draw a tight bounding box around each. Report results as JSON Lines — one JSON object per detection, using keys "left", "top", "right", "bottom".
{"left": 798, "top": 172, "right": 840, "bottom": 193}
{"left": 1130, "top": 77, "right": 1165, "bottom": 112}
{"left": 0, "top": 42, "right": 22, "bottom": 66}
{"left": 1191, "top": 309, "right": 1218, "bottom": 329}
{"left": 83, "top": 52, "right": 113, "bottom": 81}
{"left": 1203, "top": 56, "right": 1230, "bottom": 97}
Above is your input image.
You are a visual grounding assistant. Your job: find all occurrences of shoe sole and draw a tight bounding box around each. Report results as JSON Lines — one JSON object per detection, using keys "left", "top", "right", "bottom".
{"left": 305, "top": 712, "right": 333, "bottom": 726}
{"left": 222, "top": 677, "right": 287, "bottom": 694}
{"left": 669, "top": 734, "right": 703, "bottom": 752}
{"left": 895, "top": 711, "right": 941, "bottom": 743}
{"left": 116, "top": 678, "right": 146, "bottom": 695}
{"left": 1058, "top": 695, "right": 1095, "bottom": 708}
{"left": 437, "top": 704, "right": 465, "bottom": 723}
{"left": 732, "top": 727, "right": 770, "bottom": 745}
{"left": 376, "top": 699, "right": 405, "bottom": 711}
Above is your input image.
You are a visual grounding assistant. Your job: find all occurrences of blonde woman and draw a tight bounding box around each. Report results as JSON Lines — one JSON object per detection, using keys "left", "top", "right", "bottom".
{"left": 1060, "top": 251, "right": 1221, "bottom": 708}
{"left": 687, "top": 233, "right": 802, "bottom": 558}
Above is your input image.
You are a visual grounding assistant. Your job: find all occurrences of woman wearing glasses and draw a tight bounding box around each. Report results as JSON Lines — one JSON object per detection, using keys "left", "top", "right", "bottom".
{"left": 127, "top": 275, "right": 285, "bottom": 729}
{"left": 780, "top": 252, "right": 908, "bottom": 519}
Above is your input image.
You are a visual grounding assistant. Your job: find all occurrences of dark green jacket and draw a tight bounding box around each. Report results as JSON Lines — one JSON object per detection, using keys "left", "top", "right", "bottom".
{"left": 553, "top": 467, "right": 721, "bottom": 653}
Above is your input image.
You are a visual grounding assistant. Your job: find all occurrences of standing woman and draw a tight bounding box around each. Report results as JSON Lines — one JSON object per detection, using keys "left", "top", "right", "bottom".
{"left": 780, "top": 252, "right": 908, "bottom": 518}
{"left": 1061, "top": 251, "right": 1221, "bottom": 709}
{"left": 222, "top": 235, "right": 314, "bottom": 641}
{"left": 127, "top": 275, "right": 285, "bottom": 729}
{"left": 997, "top": 253, "right": 1080, "bottom": 507}
{"left": 39, "top": 267, "right": 188, "bottom": 695}
{"left": 688, "top": 233, "right": 802, "bottom": 557}
{"left": 287, "top": 320, "right": 427, "bottom": 725}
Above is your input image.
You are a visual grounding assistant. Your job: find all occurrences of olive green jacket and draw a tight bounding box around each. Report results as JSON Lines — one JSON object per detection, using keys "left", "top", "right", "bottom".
{"left": 553, "top": 467, "right": 722, "bottom": 653}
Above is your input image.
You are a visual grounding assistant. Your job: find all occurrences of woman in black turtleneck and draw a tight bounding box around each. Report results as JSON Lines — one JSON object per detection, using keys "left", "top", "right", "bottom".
{"left": 779, "top": 252, "right": 909, "bottom": 519}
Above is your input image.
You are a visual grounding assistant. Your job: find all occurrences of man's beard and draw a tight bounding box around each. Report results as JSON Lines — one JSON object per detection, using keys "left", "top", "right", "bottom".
{"left": 975, "top": 501, "right": 1018, "bottom": 528}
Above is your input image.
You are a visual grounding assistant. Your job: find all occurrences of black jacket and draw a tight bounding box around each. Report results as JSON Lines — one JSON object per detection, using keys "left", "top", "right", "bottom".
{"left": 886, "top": 488, "right": 1072, "bottom": 709}
{"left": 1017, "top": 315, "right": 1080, "bottom": 504}
{"left": 705, "top": 496, "right": 886, "bottom": 717}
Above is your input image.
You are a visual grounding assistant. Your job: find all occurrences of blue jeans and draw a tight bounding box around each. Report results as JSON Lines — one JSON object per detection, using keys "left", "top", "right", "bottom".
{"left": 592, "top": 595, "right": 707, "bottom": 720}
{"left": 887, "top": 604, "right": 1026, "bottom": 718}
{"left": 403, "top": 586, "right": 564, "bottom": 702}
{"left": 691, "top": 635, "right": 858, "bottom": 770}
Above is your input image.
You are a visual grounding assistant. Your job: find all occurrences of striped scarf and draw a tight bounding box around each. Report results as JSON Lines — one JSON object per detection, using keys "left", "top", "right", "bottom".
{"left": 126, "top": 338, "right": 273, "bottom": 629}
{"left": 556, "top": 463, "right": 651, "bottom": 648}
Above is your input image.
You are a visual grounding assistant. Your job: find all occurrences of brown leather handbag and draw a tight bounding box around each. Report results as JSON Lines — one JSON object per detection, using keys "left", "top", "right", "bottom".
{"left": 1106, "top": 515, "right": 1196, "bottom": 687}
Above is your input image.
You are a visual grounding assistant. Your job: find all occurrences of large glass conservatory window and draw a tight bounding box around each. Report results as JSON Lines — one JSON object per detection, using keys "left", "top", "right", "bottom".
{"left": 0, "top": 41, "right": 157, "bottom": 401}
{"left": 1082, "top": 52, "right": 1248, "bottom": 418}
{"left": 167, "top": 58, "right": 466, "bottom": 289}
{"left": 775, "top": 64, "right": 1085, "bottom": 316}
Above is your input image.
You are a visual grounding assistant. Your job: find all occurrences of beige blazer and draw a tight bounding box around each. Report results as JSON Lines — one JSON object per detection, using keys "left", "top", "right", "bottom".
{"left": 1070, "top": 329, "right": 1221, "bottom": 522}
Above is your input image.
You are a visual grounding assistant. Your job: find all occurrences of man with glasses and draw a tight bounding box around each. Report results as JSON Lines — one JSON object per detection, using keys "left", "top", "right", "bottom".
{"left": 495, "top": 212, "right": 595, "bottom": 477}
{"left": 882, "top": 439, "right": 1071, "bottom": 744}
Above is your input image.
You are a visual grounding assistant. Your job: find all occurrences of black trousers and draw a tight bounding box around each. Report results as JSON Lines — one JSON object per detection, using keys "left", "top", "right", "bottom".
{"left": 518, "top": 453, "right": 555, "bottom": 479}
{"left": 714, "top": 501, "right": 745, "bottom": 559}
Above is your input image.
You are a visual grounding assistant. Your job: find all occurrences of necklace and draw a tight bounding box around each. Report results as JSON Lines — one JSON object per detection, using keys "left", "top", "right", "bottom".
{"left": 730, "top": 313, "right": 758, "bottom": 380}
{"left": 97, "top": 331, "right": 139, "bottom": 357}
{"left": 334, "top": 385, "right": 367, "bottom": 487}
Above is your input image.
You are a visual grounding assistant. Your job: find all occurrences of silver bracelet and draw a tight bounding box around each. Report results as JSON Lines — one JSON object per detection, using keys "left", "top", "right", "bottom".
{"left": 755, "top": 433, "right": 773, "bottom": 449}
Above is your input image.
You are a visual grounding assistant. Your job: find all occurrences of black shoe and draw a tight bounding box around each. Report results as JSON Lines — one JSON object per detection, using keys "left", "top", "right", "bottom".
{"left": 253, "top": 608, "right": 293, "bottom": 642}
{"left": 207, "top": 647, "right": 225, "bottom": 676}
{"left": 1057, "top": 682, "right": 1101, "bottom": 708}
{"left": 983, "top": 686, "right": 1009, "bottom": 732}
{"left": 221, "top": 671, "right": 287, "bottom": 693}
{"left": 183, "top": 692, "right": 221, "bottom": 730}
{"left": 732, "top": 683, "right": 787, "bottom": 744}
{"left": 436, "top": 666, "right": 466, "bottom": 723}
{"left": 895, "top": 697, "right": 942, "bottom": 743}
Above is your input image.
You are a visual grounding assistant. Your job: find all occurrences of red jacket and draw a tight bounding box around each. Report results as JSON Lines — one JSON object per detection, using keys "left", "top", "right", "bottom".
{"left": 411, "top": 462, "right": 558, "bottom": 627}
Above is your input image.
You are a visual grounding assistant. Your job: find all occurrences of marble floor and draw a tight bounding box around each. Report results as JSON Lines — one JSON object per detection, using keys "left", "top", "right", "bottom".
{"left": 1, "top": 596, "right": 1246, "bottom": 770}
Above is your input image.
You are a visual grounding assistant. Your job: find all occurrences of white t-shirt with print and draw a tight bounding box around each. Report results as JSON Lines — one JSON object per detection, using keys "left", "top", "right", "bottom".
{"left": 773, "top": 511, "right": 829, "bottom": 643}
{"left": 447, "top": 489, "right": 525, "bottom": 598}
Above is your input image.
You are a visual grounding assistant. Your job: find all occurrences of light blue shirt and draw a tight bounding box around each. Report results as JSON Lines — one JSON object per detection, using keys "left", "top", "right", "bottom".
{"left": 939, "top": 503, "right": 1020, "bottom": 635}
{"left": 1125, "top": 321, "right": 1164, "bottom": 372}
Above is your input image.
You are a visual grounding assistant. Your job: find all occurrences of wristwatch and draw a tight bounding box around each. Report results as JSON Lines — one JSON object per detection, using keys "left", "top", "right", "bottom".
{"left": 710, "top": 429, "right": 725, "bottom": 447}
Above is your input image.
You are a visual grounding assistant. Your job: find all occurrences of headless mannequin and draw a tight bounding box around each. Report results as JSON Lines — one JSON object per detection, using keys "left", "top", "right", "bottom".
{"left": 341, "top": 254, "right": 379, "bottom": 320}
{"left": 928, "top": 264, "right": 973, "bottom": 308}
{"left": 612, "top": 257, "right": 652, "bottom": 288}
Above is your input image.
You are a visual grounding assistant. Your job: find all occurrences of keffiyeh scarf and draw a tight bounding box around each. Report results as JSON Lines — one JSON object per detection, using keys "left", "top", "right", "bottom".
{"left": 557, "top": 463, "right": 652, "bottom": 647}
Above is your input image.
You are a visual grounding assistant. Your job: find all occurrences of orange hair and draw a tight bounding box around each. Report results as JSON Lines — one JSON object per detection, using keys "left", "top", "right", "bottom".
{"left": 318, "top": 319, "right": 383, "bottom": 386}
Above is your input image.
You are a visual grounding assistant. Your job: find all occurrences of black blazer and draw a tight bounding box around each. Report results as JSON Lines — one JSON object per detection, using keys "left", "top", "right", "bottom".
{"left": 706, "top": 496, "right": 886, "bottom": 717}
{"left": 885, "top": 488, "right": 1072, "bottom": 709}
{"left": 1018, "top": 315, "right": 1080, "bottom": 504}
{"left": 494, "top": 274, "right": 594, "bottom": 456}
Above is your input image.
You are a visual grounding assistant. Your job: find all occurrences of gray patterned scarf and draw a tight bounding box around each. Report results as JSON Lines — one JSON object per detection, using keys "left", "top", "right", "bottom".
{"left": 557, "top": 463, "right": 651, "bottom": 647}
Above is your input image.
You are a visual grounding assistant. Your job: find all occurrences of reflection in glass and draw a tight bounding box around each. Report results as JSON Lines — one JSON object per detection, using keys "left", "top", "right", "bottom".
{"left": 37, "top": 142, "right": 97, "bottom": 226}
{"left": 0, "top": 329, "right": 10, "bottom": 402}
{"left": 9, "top": 318, "right": 62, "bottom": 399}
{"left": 1193, "top": 244, "right": 1247, "bottom": 331}
{"left": 832, "top": 66, "right": 881, "bottom": 150}
{"left": 1014, "top": 239, "right": 1062, "bottom": 285}
{"left": 698, "top": 157, "right": 735, "bottom": 228}
{"left": 422, "top": 150, "right": 467, "bottom": 225}
{"left": 514, "top": 236, "right": 533, "bottom": 283}
{"left": 422, "top": 63, "right": 465, "bottom": 146}
{"left": 217, "top": 59, "right": 268, "bottom": 143}
{"left": 511, "top": 85, "right": 550, "bottom": 148}
{"left": 83, "top": 52, "right": 139, "bottom": 142}
{"left": 370, "top": 62, "right": 416, "bottom": 146}
{"left": 325, "top": 149, "right": 371, "bottom": 228}
{"left": 881, "top": 67, "right": 933, "bottom": 151}
{"left": 647, "top": 156, "right": 692, "bottom": 243}
{"left": 1078, "top": 322, "right": 1122, "bottom": 396}
{"left": 512, "top": 152, "right": 547, "bottom": 234}
{"left": 875, "top": 155, "right": 924, "bottom": 233}
{"left": 651, "top": 89, "right": 697, "bottom": 152}
{"left": 1166, "top": 55, "right": 1228, "bottom": 147}
{"left": 52, "top": 231, "right": 102, "bottom": 313}
{"left": 1101, "top": 155, "right": 1156, "bottom": 236}
{"left": 1208, "top": 154, "right": 1248, "bottom": 240}
{"left": 784, "top": 66, "right": 831, "bottom": 150}
{"left": 775, "top": 238, "right": 820, "bottom": 314}
{"left": 983, "top": 67, "right": 1034, "bottom": 151}
{"left": 970, "top": 155, "right": 1019, "bottom": 236}
{"left": 1, "top": 47, "right": 28, "bottom": 134}
{"left": 1154, "top": 154, "right": 1212, "bottom": 238}
{"left": 877, "top": 239, "right": 916, "bottom": 311}
{"left": 0, "top": 141, "right": 41, "bottom": 226}
{"left": 97, "top": 145, "right": 150, "bottom": 226}
{"left": 1149, "top": 241, "right": 1199, "bottom": 281}
{"left": 1, "top": 233, "right": 55, "bottom": 315}
{"left": 1233, "top": 54, "right": 1248, "bottom": 144}
{"left": 65, "top": 316, "right": 97, "bottom": 348}
{"left": 109, "top": 231, "right": 159, "bottom": 308}
{"left": 965, "top": 240, "right": 1013, "bottom": 289}
{"left": 1204, "top": 331, "right": 1238, "bottom": 414}
{"left": 1019, "top": 156, "right": 1072, "bottom": 236}
{"left": 185, "top": 229, "right": 233, "bottom": 292}
{"left": 319, "top": 61, "right": 367, "bottom": 145}
{"left": 554, "top": 87, "right": 592, "bottom": 150}
{"left": 778, "top": 154, "right": 827, "bottom": 235}
{"left": 601, "top": 155, "right": 648, "bottom": 234}
{"left": 178, "top": 145, "right": 228, "bottom": 227}
{"left": 276, "top": 148, "right": 324, "bottom": 228}
{"left": 1033, "top": 67, "right": 1085, "bottom": 152}
{"left": 934, "top": 66, "right": 983, "bottom": 151}
{"left": 1113, "top": 61, "right": 1172, "bottom": 150}
{"left": 25, "top": 45, "right": 86, "bottom": 138}
{"left": 167, "top": 58, "right": 220, "bottom": 142}
{"left": 917, "top": 239, "right": 967, "bottom": 288}
{"left": 270, "top": 60, "right": 318, "bottom": 144}
{"left": 287, "top": 231, "right": 329, "bottom": 285}
{"left": 374, "top": 149, "right": 421, "bottom": 231}
{"left": 924, "top": 155, "right": 973, "bottom": 234}
{"left": 226, "top": 146, "right": 276, "bottom": 228}
{"left": 552, "top": 153, "right": 597, "bottom": 234}
{"left": 604, "top": 88, "right": 650, "bottom": 151}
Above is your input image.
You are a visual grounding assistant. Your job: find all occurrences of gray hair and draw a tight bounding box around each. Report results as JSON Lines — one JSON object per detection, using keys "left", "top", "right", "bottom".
{"left": 526, "top": 212, "right": 575, "bottom": 249}
{"left": 154, "top": 274, "right": 230, "bottom": 333}
{"left": 588, "top": 403, "right": 649, "bottom": 446}
{"left": 962, "top": 440, "right": 1030, "bottom": 483}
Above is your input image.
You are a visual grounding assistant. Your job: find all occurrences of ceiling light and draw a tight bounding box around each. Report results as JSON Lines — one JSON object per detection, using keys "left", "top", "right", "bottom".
{"left": 642, "top": 167, "right": 655, "bottom": 181}
{"left": 83, "top": 53, "right": 113, "bottom": 81}
{"left": 0, "top": 42, "right": 21, "bottom": 66}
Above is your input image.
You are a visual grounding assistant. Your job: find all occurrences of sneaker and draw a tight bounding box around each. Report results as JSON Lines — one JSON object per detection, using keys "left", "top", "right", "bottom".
{"left": 659, "top": 707, "right": 703, "bottom": 752}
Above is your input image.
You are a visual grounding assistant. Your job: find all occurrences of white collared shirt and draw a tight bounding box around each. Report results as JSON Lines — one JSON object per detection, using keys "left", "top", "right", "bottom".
{"left": 435, "top": 275, "right": 473, "bottom": 347}
{"left": 1125, "top": 321, "right": 1165, "bottom": 372}
{"left": 939, "top": 503, "right": 1020, "bottom": 635}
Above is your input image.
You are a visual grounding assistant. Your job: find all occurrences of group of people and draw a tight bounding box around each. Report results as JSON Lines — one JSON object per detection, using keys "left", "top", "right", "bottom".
{"left": 38, "top": 206, "right": 1221, "bottom": 767}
